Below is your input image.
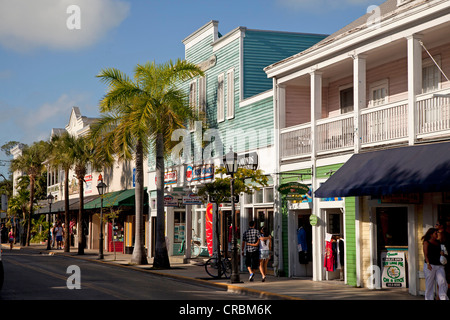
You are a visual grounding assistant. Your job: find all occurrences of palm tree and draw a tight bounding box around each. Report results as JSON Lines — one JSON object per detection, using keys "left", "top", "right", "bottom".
{"left": 48, "top": 132, "right": 75, "bottom": 252}
{"left": 10, "top": 141, "right": 48, "bottom": 246}
{"left": 93, "top": 59, "right": 203, "bottom": 267}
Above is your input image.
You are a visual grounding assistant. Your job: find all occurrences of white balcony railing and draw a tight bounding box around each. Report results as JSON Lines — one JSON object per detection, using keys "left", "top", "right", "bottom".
{"left": 417, "top": 92, "right": 450, "bottom": 135}
{"left": 360, "top": 101, "right": 408, "bottom": 144}
{"left": 280, "top": 123, "right": 311, "bottom": 159}
{"left": 280, "top": 89, "right": 450, "bottom": 160}
{"left": 317, "top": 114, "right": 354, "bottom": 152}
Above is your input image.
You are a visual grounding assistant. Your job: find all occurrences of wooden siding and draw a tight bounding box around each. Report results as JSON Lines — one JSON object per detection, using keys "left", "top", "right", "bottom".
{"left": 243, "top": 30, "right": 328, "bottom": 99}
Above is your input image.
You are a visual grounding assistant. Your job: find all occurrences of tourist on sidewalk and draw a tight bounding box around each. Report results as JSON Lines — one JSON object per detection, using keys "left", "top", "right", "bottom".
{"left": 242, "top": 220, "right": 260, "bottom": 281}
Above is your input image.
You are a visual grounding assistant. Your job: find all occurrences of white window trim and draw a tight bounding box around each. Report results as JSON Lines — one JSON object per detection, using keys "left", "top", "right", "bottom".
{"left": 217, "top": 73, "right": 225, "bottom": 123}
{"left": 226, "top": 68, "right": 235, "bottom": 120}
{"left": 369, "top": 78, "right": 389, "bottom": 107}
{"left": 198, "top": 76, "right": 207, "bottom": 120}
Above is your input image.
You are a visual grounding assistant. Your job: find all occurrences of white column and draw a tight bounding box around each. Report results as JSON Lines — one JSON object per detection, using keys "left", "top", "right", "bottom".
{"left": 353, "top": 54, "right": 367, "bottom": 154}
{"left": 310, "top": 70, "right": 323, "bottom": 281}
{"left": 407, "top": 34, "right": 423, "bottom": 146}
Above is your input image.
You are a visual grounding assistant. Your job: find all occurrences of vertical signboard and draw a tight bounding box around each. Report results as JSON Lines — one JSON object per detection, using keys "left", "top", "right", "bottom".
{"left": 381, "top": 251, "right": 406, "bottom": 288}
{"left": 206, "top": 203, "right": 213, "bottom": 256}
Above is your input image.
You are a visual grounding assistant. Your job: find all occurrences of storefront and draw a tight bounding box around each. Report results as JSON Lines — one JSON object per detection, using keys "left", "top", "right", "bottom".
{"left": 315, "top": 142, "right": 450, "bottom": 295}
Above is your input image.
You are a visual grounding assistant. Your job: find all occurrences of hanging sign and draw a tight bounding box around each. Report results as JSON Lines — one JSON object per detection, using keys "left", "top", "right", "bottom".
{"left": 182, "top": 193, "right": 203, "bottom": 205}
{"left": 309, "top": 214, "right": 318, "bottom": 226}
{"left": 381, "top": 251, "right": 406, "bottom": 288}
{"left": 278, "top": 182, "right": 310, "bottom": 200}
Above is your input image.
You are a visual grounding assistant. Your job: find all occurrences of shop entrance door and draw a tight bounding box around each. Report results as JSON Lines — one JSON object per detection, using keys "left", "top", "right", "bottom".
{"left": 296, "top": 211, "right": 313, "bottom": 277}
{"left": 254, "top": 208, "right": 274, "bottom": 236}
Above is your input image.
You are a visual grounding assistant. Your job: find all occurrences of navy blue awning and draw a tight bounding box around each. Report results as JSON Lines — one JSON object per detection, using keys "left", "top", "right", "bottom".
{"left": 315, "top": 142, "right": 450, "bottom": 198}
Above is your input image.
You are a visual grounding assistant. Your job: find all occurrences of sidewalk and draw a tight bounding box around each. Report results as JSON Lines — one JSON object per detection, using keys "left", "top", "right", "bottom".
{"left": 11, "top": 243, "right": 423, "bottom": 300}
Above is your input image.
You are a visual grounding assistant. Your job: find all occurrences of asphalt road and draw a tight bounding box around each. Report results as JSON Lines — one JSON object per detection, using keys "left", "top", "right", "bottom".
{"left": 0, "top": 248, "right": 262, "bottom": 301}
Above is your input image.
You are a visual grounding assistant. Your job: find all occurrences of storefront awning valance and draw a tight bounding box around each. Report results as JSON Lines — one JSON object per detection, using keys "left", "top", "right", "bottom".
{"left": 35, "top": 195, "right": 100, "bottom": 215}
{"left": 315, "top": 142, "right": 450, "bottom": 198}
{"left": 84, "top": 188, "right": 147, "bottom": 210}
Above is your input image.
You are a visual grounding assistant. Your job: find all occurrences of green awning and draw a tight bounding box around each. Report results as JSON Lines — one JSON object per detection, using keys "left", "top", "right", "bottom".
{"left": 84, "top": 188, "right": 147, "bottom": 209}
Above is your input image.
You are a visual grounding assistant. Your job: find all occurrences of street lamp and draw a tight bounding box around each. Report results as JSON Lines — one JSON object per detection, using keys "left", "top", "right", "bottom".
{"left": 46, "top": 194, "right": 54, "bottom": 250}
{"left": 96, "top": 177, "right": 107, "bottom": 259}
{"left": 223, "top": 147, "right": 241, "bottom": 283}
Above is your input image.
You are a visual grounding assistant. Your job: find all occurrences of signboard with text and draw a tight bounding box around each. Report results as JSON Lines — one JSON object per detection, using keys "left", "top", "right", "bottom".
{"left": 381, "top": 251, "right": 406, "bottom": 288}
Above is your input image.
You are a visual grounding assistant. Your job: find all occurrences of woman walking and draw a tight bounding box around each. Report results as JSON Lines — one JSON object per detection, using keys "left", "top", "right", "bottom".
{"left": 422, "top": 227, "right": 448, "bottom": 300}
{"left": 249, "top": 227, "right": 272, "bottom": 282}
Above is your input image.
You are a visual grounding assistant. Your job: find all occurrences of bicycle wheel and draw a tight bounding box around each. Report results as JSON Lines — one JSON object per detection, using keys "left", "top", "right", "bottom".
{"left": 191, "top": 243, "right": 201, "bottom": 258}
{"left": 205, "top": 257, "right": 222, "bottom": 278}
{"left": 222, "top": 258, "right": 232, "bottom": 279}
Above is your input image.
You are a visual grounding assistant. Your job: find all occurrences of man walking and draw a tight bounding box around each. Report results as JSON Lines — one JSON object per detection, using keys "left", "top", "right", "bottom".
{"left": 242, "top": 220, "right": 260, "bottom": 281}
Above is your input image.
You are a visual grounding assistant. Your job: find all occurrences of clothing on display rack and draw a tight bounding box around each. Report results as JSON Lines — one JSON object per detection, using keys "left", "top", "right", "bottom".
{"left": 297, "top": 226, "right": 308, "bottom": 264}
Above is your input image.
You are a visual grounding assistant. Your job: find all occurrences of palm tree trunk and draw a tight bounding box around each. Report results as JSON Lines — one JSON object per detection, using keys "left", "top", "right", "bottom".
{"left": 26, "top": 176, "right": 35, "bottom": 246}
{"left": 64, "top": 169, "right": 70, "bottom": 252}
{"left": 77, "top": 175, "right": 85, "bottom": 255}
{"left": 153, "top": 133, "right": 170, "bottom": 269}
{"left": 131, "top": 139, "right": 148, "bottom": 265}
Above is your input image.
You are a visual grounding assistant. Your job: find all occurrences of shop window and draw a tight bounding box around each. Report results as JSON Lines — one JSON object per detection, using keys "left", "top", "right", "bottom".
{"left": 174, "top": 211, "right": 186, "bottom": 244}
{"left": 245, "top": 193, "right": 253, "bottom": 204}
{"left": 327, "top": 211, "right": 343, "bottom": 235}
{"left": 265, "top": 188, "right": 274, "bottom": 203}
{"left": 255, "top": 189, "right": 264, "bottom": 204}
{"left": 376, "top": 207, "right": 408, "bottom": 249}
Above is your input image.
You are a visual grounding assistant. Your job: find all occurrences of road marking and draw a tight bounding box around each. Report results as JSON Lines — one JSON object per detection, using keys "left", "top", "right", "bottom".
{"left": 6, "top": 258, "right": 130, "bottom": 299}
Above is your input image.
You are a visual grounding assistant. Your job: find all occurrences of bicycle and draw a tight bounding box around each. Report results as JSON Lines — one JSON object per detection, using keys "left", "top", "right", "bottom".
{"left": 178, "top": 230, "right": 202, "bottom": 258}
{"left": 204, "top": 253, "right": 232, "bottom": 279}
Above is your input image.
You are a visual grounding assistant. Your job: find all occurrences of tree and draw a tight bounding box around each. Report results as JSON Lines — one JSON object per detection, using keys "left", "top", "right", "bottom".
{"left": 93, "top": 59, "right": 203, "bottom": 267}
{"left": 10, "top": 141, "right": 48, "bottom": 246}
{"left": 197, "top": 167, "right": 269, "bottom": 275}
{"left": 48, "top": 132, "right": 75, "bottom": 253}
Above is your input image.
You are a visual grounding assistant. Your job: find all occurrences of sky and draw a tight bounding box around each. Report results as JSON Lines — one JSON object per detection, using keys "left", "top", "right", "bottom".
{"left": 0, "top": 0, "right": 385, "bottom": 177}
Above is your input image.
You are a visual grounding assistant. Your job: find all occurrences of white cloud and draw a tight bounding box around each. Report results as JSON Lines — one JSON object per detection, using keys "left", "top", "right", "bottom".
{"left": 0, "top": 0, "right": 130, "bottom": 52}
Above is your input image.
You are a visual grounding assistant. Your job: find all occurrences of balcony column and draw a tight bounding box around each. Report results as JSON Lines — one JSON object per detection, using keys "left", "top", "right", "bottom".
{"left": 310, "top": 70, "right": 323, "bottom": 281}
{"left": 407, "top": 33, "right": 423, "bottom": 145}
{"left": 353, "top": 54, "right": 367, "bottom": 154}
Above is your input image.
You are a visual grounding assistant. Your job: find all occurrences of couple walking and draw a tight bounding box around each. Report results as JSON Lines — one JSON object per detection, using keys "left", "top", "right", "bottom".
{"left": 242, "top": 220, "right": 272, "bottom": 282}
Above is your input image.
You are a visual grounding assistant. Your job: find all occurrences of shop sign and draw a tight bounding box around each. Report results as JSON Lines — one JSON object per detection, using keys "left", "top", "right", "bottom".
{"left": 381, "top": 193, "right": 421, "bottom": 204}
{"left": 183, "top": 193, "right": 203, "bottom": 205}
{"left": 164, "top": 195, "right": 180, "bottom": 207}
{"left": 191, "top": 164, "right": 214, "bottom": 182}
{"left": 165, "top": 170, "right": 177, "bottom": 185}
{"left": 185, "top": 165, "right": 193, "bottom": 183}
{"left": 197, "top": 55, "right": 216, "bottom": 72}
{"left": 206, "top": 203, "right": 213, "bottom": 256}
{"left": 237, "top": 152, "right": 258, "bottom": 170}
{"left": 381, "top": 251, "right": 406, "bottom": 288}
{"left": 309, "top": 214, "right": 318, "bottom": 226}
{"left": 278, "top": 182, "right": 309, "bottom": 200}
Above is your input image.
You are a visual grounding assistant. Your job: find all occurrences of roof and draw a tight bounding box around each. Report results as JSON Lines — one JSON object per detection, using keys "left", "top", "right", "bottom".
{"left": 265, "top": 0, "right": 437, "bottom": 73}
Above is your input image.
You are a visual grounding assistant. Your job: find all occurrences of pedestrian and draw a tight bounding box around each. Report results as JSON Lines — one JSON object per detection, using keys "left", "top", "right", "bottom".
{"left": 8, "top": 229, "right": 14, "bottom": 250}
{"left": 249, "top": 227, "right": 272, "bottom": 282}
{"left": 436, "top": 219, "right": 450, "bottom": 289}
{"left": 51, "top": 223, "right": 57, "bottom": 248}
{"left": 1, "top": 223, "right": 8, "bottom": 243}
{"left": 56, "top": 223, "right": 64, "bottom": 249}
{"left": 242, "top": 220, "right": 260, "bottom": 281}
{"left": 422, "top": 227, "right": 448, "bottom": 300}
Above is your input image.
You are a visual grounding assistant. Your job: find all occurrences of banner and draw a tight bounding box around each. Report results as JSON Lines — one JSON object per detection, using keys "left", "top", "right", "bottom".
{"left": 206, "top": 203, "right": 213, "bottom": 256}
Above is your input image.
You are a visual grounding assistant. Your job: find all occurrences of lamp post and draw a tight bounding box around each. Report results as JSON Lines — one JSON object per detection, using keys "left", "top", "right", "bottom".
{"left": 46, "top": 194, "right": 54, "bottom": 250}
{"left": 223, "top": 147, "right": 241, "bottom": 283}
{"left": 96, "top": 177, "right": 107, "bottom": 259}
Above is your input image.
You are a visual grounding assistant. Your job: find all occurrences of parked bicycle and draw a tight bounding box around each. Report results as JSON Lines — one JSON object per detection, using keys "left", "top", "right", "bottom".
{"left": 178, "top": 230, "right": 202, "bottom": 258}
{"left": 204, "top": 253, "right": 232, "bottom": 279}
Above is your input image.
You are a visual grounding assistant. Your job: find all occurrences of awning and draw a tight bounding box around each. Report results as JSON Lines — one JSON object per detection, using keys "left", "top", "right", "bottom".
{"left": 84, "top": 189, "right": 144, "bottom": 210}
{"left": 315, "top": 142, "right": 450, "bottom": 198}
{"left": 35, "top": 195, "right": 100, "bottom": 215}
